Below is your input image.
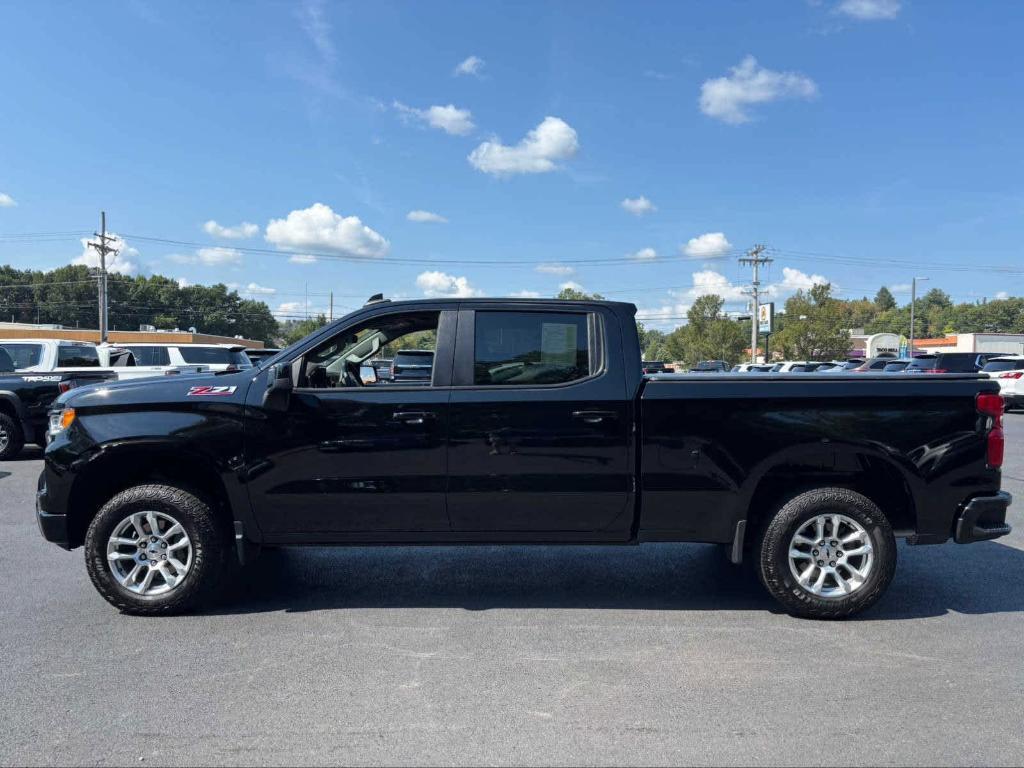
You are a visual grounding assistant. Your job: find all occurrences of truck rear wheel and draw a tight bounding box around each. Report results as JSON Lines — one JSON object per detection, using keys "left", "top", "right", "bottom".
{"left": 84, "top": 484, "right": 227, "bottom": 615}
{"left": 757, "top": 488, "right": 896, "bottom": 619}
{"left": 0, "top": 412, "right": 25, "bottom": 460}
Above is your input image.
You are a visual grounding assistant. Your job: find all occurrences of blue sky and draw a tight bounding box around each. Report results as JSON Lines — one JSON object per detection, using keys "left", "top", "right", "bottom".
{"left": 1, "top": 0, "right": 1022, "bottom": 327}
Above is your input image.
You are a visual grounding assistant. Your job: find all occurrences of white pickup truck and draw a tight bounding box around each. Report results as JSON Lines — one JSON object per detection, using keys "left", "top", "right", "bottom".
{"left": 0, "top": 339, "right": 208, "bottom": 380}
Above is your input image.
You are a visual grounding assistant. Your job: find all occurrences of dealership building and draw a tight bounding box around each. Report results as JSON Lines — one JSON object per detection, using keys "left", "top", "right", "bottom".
{"left": 0, "top": 322, "right": 264, "bottom": 348}
{"left": 847, "top": 330, "right": 1024, "bottom": 358}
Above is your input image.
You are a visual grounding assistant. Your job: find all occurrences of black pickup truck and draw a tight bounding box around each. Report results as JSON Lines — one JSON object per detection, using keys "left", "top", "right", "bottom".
{"left": 0, "top": 349, "right": 115, "bottom": 460}
{"left": 37, "top": 298, "right": 1011, "bottom": 618}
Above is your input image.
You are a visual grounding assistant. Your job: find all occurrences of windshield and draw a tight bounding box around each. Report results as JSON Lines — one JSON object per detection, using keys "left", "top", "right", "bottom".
{"left": 906, "top": 357, "right": 937, "bottom": 370}
{"left": 0, "top": 343, "right": 44, "bottom": 369}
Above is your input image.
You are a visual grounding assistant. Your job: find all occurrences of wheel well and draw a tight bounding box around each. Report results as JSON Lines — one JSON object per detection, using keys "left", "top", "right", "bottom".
{"left": 67, "top": 450, "right": 233, "bottom": 548}
{"left": 0, "top": 399, "right": 17, "bottom": 419}
{"left": 744, "top": 453, "right": 916, "bottom": 543}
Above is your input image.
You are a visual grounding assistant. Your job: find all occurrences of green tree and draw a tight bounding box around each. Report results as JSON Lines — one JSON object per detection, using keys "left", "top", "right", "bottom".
{"left": 555, "top": 286, "right": 605, "bottom": 301}
{"left": 636, "top": 322, "right": 670, "bottom": 360}
{"left": 874, "top": 286, "right": 897, "bottom": 312}
{"left": 664, "top": 294, "right": 746, "bottom": 367}
{"left": 774, "top": 284, "right": 850, "bottom": 360}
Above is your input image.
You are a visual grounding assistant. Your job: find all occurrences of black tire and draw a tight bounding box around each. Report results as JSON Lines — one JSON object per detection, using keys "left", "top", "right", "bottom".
{"left": 84, "top": 484, "right": 228, "bottom": 615}
{"left": 0, "top": 411, "right": 25, "bottom": 460}
{"left": 757, "top": 487, "right": 896, "bottom": 619}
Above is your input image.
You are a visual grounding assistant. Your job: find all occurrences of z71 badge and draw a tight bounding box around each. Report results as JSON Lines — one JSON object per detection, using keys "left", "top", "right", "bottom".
{"left": 187, "top": 385, "right": 237, "bottom": 397}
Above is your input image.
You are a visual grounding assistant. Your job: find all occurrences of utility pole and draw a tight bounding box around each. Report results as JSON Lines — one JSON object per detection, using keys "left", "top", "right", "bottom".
{"left": 87, "top": 211, "right": 118, "bottom": 342}
{"left": 909, "top": 276, "right": 929, "bottom": 358}
{"left": 740, "top": 244, "right": 772, "bottom": 363}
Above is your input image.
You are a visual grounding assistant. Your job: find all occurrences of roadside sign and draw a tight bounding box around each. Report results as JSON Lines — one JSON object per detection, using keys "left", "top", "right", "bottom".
{"left": 758, "top": 302, "right": 774, "bottom": 334}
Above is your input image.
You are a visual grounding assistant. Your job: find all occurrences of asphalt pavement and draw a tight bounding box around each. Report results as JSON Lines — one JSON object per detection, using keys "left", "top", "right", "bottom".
{"left": 1, "top": 417, "right": 1022, "bottom": 766}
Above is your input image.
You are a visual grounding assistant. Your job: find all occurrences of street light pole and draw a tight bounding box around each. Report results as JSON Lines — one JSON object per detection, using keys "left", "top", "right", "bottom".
{"left": 909, "top": 276, "right": 929, "bottom": 358}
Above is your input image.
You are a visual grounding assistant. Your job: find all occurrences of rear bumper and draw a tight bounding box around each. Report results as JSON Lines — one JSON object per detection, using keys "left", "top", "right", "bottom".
{"left": 35, "top": 470, "right": 71, "bottom": 549}
{"left": 954, "top": 492, "right": 1012, "bottom": 544}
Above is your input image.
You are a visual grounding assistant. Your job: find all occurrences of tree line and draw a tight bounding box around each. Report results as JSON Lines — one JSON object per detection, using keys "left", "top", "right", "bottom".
{"left": 0, "top": 264, "right": 279, "bottom": 343}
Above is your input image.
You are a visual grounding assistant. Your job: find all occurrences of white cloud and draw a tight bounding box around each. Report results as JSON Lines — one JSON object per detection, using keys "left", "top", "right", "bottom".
{"left": 627, "top": 247, "right": 658, "bottom": 261}
{"left": 244, "top": 282, "right": 276, "bottom": 295}
{"left": 265, "top": 203, "right": 389, "bottom": 258}
{"left": 536, "top": 263, "right": 575, "bottom": 275}
{"left": 73, "top": 234, "right": 141, "bottom": 276}
{"left": 468, "top": 116, "right": 579, "bottom": 176}
{"left": 203, "top": 220, "right": 259, "bottom": 239}
{"left": 416, "top": 270, "right": 482, "bottom": 298}
{"left": 170, "top": 247, "right": 243, "bottom": 266}
{"left": 289, "top": 254, "right": 317, "bottom": 264}
{"left": 509, "top": 290, "right": 541, "bottom": 298}
{"left": 699, "top": 56, "right": 818, "bottom": 124}
{"left": 559, "top": 280, "right": 586, "bottom": 293}
{"left": 0, "top": 192, "right": 16, "bottom": 207}
{"left": 836, "top": 0, "right": 900, "bottom": 20}
{"left": 636, "top": 303, "right": 691, "bottom": 330}
{"left": 995, "top": 291, "right": 1009, "bottom": 300}
{"left": 176, "top": 277, "right": 191, "bottom": 288}
{"left": 888, "top": 283, "right": 912, "bottom": 293}
{"left": 297, "top": 0, "right": 334, "bottom": 63}
{"left": 393, "top": 101, "right": 475, "bottom": 135}
{"left": 406, "top": 209, "right": 448, "bottom": 223}
{"left": 682, "top": 232, "right": 733, "bottom": 259}
{"left": 274, "top": 301, "right": 305, "bottom": 318}
{"left": 621, "top": 196, "right": 656, "bottom": 216}
{"left": 679, "top": 270, "right": 750, "bottom": 302}
{"left": 766, "top": 266, "right": 830, "bottom": 296}
{"left": 454, "top": 55, "right": 484, "bottom": 77}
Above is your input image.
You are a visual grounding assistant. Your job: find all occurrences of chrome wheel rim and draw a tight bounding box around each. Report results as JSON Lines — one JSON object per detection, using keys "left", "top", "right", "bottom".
{"left": 788, "top": 513, "right": 874, "bottom": 599}
{"left": 0, "top": 425, "right": 8, "bottom": 453}
{"left": 106, "top": 511, "right": 193, "bottom": 596}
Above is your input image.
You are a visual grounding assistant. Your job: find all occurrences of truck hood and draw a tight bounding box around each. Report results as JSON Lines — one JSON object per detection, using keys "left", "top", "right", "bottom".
{"left": 57, "top": 369, "right": 255, "bottom": 410}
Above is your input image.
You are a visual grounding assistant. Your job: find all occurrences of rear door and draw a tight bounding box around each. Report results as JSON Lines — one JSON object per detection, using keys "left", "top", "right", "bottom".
{"left": 446, "top": 305, "right": 634, "bottom": 537}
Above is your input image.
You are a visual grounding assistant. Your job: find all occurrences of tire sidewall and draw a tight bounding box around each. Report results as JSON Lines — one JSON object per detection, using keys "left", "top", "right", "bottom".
{"left": 85, "top": 485, "right": 221, "bottom": 613}
{"left": 0, "top": 412, "right": 24, "bottom": 460}
{"left": 760, "top": 489, "right": 897, "bottom": 618}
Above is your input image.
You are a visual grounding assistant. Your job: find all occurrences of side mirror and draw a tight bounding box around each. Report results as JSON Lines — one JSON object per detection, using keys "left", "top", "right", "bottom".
{"left": 262, "top": 362, "right": 293, "bottom": 410}
{"left": 359, "top": 365, "right": 378, "bottom": 385}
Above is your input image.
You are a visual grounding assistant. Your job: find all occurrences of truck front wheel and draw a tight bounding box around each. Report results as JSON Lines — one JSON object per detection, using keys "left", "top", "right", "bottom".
{"left": 84, "top": 484, "right": 227, "bottom": 615}
{"left": 757, "top": 488, "right": 896, "bottom": 619}
{"left": 0, "top": 412, "right": 25, "bottom": 460}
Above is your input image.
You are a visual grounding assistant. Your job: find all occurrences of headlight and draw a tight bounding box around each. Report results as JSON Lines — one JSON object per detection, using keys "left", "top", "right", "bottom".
{"left": 47, "top": 408, "right": 76, "bottom": 440}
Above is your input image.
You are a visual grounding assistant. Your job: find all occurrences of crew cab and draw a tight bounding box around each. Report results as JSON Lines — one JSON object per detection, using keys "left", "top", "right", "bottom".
{"left": 37, "top": 298, "right": 1011, "bottom": 619}
{"left": 0, "top": 338, "right": 206, "bottom": 381}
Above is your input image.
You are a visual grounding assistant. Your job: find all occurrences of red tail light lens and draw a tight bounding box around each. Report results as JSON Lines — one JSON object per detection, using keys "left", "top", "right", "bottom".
{"left": 998, "top": 371, "right": 1023, "bottom": 379}
{"left": 924, "top": 368, "right": 948, "bottom": 374}
{"left": 977, "top": 393, "right": 1004, "bottom": 468}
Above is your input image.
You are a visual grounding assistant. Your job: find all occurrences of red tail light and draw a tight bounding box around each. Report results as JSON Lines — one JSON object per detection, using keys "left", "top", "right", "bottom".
{"left": 998, "top": 371, "right": 1023, "bottom": 379}
{"left": 58, "top": 381, "right": 73, "bottom": 394}
{"left": 977, "top": 392, "right": 1004, "bottom": 468}
{"left": 924, "top": 368, "right": 948, "bottom": 374}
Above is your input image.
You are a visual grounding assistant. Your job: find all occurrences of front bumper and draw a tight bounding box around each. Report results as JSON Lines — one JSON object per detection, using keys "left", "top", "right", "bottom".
{"left": 35, "top": 470, "right": 71, "bottom": 549}
{"left": 954, "top": 492, "right": 1012, "bottom": 544}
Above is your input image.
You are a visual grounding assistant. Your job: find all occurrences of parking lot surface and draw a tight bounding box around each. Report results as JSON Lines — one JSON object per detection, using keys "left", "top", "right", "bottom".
{"left": 1, "top": 417, "right": 1022, "bottom": 767}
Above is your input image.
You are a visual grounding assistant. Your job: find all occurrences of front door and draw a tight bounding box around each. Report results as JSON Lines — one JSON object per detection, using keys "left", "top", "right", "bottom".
{"left": 446, "top": 308, "right": 633, "bottom": 536}
{"left": 245, "top": 308, "right": 455, "bottom": 538}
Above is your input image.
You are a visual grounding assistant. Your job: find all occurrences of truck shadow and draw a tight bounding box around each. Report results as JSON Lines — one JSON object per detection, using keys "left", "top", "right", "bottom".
{"left": 212, "top": 539, "right": 1024, "bottom": 620}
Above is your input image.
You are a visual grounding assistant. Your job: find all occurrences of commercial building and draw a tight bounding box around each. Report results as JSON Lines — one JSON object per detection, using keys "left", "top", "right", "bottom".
{"left": 0, "top": 322, "right": 265, "bottom": 349}
{"left": 911, "top": 333, "right": 1024, "bottom": 356}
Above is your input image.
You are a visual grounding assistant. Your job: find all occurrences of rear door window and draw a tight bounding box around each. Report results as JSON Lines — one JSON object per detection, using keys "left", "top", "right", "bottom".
{"left": 473, "top": 311, "right": 591, "bottom": 386}
{"left": 983, "top": 359, "right": 1024, "bottom": 373}
{"left": 125, "top": 346, "right": 171, "bottom": 366}
{"left": 57, "top": 344, "right": 100, "bottom": 367}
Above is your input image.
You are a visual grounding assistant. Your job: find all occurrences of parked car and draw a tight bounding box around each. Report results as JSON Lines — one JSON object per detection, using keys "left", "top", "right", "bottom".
{"left": 1, "top": 338, "right": 103, "bottom": 371}
{"left": 97, "top": 344, "right": 209, "bottom": 379}
{"left": 39, "top": 297, "right": 1011, "bottom": 619}
{"left": 881, "top": 360, "right": 912, "bottom": 373}
{"left": 821, "top": 359, "right": 865, "bottom": 373}
{"left": 116, "top": 343, "right": 253, "bottom": 373}
{"left": 982, "top": 356, "right": 1024, "bottom": 411}
{"left": 242, "top": 348, "right": 280, "bottom": 365}
{"left": 391, "top": 349, "right": 434, "bottom": 384}
{"left": 369, "top": 358, "right": 394, "bottom": 382}
{"left": 905, "top": 352, "right": 1000, "bottom": 374}
{"left": 0, "top": 347, "right": 114, "bottom": 459}
{"left": 852, "top": 356, "right": 901, "bottom": 373}
{"left": 642, "top": 361, "right": 676, "bottom": 374}
{"left": 731, "top": 363, "right": 773, "bottom": 373}
{"left": 689, "top": 360, "right": 729, "bottom": 373}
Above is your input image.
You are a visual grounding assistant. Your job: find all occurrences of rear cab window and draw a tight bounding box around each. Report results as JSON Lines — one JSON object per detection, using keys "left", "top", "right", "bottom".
{"left": 0, "top": 343, "right": 44, "bottom": 368}
{"left": 57, "top": 344, "right": 100, "bottom": 367}
{"left": 178, "top": 347, "right": 251, "bottom": 367}
{"left": 473, "top": 311, "right": 592, "bottom": 386}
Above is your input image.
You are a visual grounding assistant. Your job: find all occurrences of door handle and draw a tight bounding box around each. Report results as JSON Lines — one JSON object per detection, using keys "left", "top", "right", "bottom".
{"left": 392, "top": 410, "right": 436, "bottom": 425}
{"left": 571, "top": 410, "right": 618, "bottom": 424}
